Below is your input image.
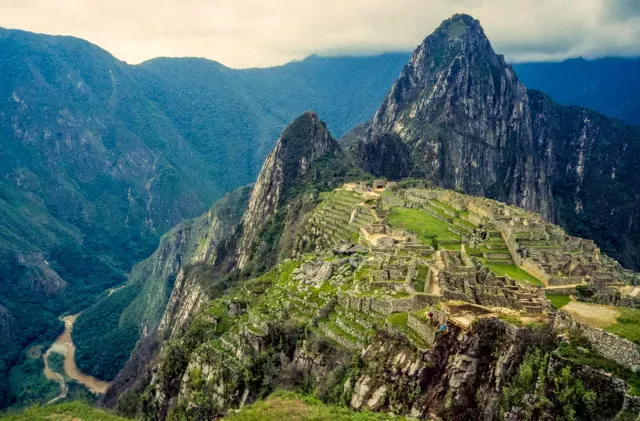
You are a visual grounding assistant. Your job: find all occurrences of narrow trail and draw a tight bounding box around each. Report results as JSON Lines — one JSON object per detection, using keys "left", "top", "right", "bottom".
{"left": 107, "top": 284, "right": 126, "bottom": 296}
{"left": 42, "top": 314, "right": 111, "bottom": 401}
{"left": 427, "top": 251, "right": 444, "bottom": 295}
{"left": 43, "top": 348, "right": 67, "bottom": 404}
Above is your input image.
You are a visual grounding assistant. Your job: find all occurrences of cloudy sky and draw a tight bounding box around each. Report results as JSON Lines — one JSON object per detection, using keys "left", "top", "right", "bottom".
{"left": 1, "top": 0, "right": 639, "bottom": 68}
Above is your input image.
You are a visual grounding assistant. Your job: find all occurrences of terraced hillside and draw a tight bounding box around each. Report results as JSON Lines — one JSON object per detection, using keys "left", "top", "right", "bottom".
{"left": 140, "top": 183, "right": 640, "bottom": 420}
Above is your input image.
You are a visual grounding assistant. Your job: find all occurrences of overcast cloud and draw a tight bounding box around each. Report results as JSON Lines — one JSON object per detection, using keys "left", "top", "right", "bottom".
{"left": 0, "top": 0, "right": 639, "bottom": 68}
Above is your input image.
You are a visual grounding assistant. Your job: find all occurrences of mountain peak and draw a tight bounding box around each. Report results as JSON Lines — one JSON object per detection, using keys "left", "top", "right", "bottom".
{"left": 236, "top": 112, "right": 337, "bottom": 269}
{"left": 433, "top": 13, "right": 480, "bottom": 38}
{"left": 371, "top": 13, "right": 516, "bottom": 135}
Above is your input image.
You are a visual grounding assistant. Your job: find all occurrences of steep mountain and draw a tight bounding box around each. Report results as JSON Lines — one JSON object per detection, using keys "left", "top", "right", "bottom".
{"left": 236, "top": 112, "right": 338, "bottom": 269}
{"left": 133, "top": 54, "right": 410, "bottom": 181}
{"left": 94, "top": 112, "right": 364, "bottom": 404}
{"left": 0, "top": 28, "right": 208, "bottom": 407}
{"left": 348, "top": 14, "right": 640, "bottom": 271}
{"left": 514, "top": 57, "right": 640, "bottom": 126}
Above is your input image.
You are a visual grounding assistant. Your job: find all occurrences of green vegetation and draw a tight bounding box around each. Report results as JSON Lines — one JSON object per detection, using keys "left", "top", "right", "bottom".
{"left": 0, "top": 29, "right": 408, "bottom": 409}
{"left": 7, "top": 358, "right": 58, "bottom": 409}
{"left": 0, "top": 401, "right": 128, "bottom": 421}
{"left": 547, "top": 294, "right": 571, "bottom": 309}
{"left": 73, "top": 284, "right": 142, "bottom": 381}
{"left": 605, "top": 308, "right": 640, "bottom": 345}
{"left": 386, "top": 312, "right": 428, "bottom": 348}
{"left": 226, "top": 391, "right": 400, "bottom": 421}
{"left": 46, "top": 353, "right": 64, "bottom": 377}
{"left": 387, "top": 312, "right": 409, "bottom": 328}
{"left": 556, "top": 338, "right": 640, "bottom": 396}
{"left": 387, "top": 207, "right": 460, "bottom": 243}
{"left": 483, "top": 263, "right": 544, "bottom": 287}
{"left": 502, "top": 349, "right": 597, "bottom": 420}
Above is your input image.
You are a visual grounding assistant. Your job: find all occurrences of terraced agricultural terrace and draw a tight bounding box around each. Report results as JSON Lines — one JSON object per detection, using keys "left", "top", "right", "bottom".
{"left": 167, "top": 182, "right": 640, "bottom": 416}
{"left": 203, "top": 182, "right": 640, "bottom": 354}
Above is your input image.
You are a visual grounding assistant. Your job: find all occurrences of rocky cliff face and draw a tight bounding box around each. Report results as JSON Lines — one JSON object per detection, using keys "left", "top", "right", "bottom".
{"left": 359, "top": 14, "right": 552, "bottom": 217}
{"left": 73, "top": 186, "right": 250, "bottom": 382}
{"left": 236, "top": 111, "right": 338, "bottom": 269}
{"left": 351, "top": 14, "right": 640, "bottom": 270}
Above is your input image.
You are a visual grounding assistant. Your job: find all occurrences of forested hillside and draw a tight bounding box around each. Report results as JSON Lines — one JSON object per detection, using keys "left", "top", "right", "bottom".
{"left": 515, "top": 57, "right": 640, "bottom": 126}
{"left": 0, "top": 27, "right": 406, "bottom": 409}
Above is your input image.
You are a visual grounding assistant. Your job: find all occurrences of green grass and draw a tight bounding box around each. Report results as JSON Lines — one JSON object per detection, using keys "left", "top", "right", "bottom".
{"left": 387, "top": 207, "right": 460, "bottom": 243}
{"left": 226, "top": 391, "right": 401, "bottom": 420}
{"left": 387, "top": 312, "right": 409, "bottom": 328}
{"left": 386, "top": 312, "right": 428, "bottom": 348}
{"left": 547, "top": 294, "right": 570, "bottom": 309}
{"left": 482, "top": 262, "right": 544, "bottom": 286}
{"left": 605, "top": 308, "right": 640, "bottom": 345}
{"left": 0, "top": 401, "right": 128, "bottom": 420}
{"left": 279, "top": 261, "right": 299, "bottom": 285}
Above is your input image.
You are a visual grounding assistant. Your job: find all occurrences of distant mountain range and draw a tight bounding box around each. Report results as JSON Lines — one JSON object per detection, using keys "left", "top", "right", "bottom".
{"left": 514, "top": 57, "right": 640, "bottom": 126}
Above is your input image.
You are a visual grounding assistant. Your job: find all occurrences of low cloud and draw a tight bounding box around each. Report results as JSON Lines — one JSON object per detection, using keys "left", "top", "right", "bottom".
{"left": 0, "top": 0, "right": 638, "bottom": 67}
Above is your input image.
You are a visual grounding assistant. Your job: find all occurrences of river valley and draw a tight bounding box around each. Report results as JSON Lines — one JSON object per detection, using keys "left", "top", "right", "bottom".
{"left": 42, "top": 315, "right": 111, "bottom": 402}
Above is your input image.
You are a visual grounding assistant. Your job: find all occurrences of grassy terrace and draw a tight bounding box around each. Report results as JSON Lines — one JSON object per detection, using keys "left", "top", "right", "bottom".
{"left": 386, "top": 312, "right": 429, "bottom": 349}
{"left": 482, "top": 262, "right": 544, "bottom": 287}
{"left": 387, "top": 207, "right": 460, "bottom": 243}
{"left": 547, "top": 294, "right": 570, "bottom": 309}
{"left": 606, "top": 308, "right": 640, "bottom": 345}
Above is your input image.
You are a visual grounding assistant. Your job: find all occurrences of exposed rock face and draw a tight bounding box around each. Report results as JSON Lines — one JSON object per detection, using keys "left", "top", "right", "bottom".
{"left": 351, "top": 14, "right": 640, "bottom": 270}
{"left": 363, "top": 14, "right": 550, "bottom": 216}
{"left": 76, "top": 186, "right": 250, "bottom": 383}
{"left": 15, "top": 252, "right": 68, "bottom": 297}
{"left": 237, "top": 112, "right": 337, "bottom": 269}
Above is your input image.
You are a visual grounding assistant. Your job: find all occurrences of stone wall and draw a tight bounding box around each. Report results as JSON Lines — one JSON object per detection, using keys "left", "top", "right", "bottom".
{"left": 548, "top": 276, "right": 583, "bottom": 286}
{"left": 543, "top": 287, "right": 576, "bottom": 296}
{"left": 553, "top": 312, "right": 640, "bottom": 369}
{"left": 320, "top": 322, "right": 359, "bottom": 351}
{"left": 411, "top": 293, "right": 440, "bottom": 309}
{"left": 407, "top": 314, "right": 435, "bottom": 346}
{"left": 521, "top": 259, "right": 551, "bottom": 283}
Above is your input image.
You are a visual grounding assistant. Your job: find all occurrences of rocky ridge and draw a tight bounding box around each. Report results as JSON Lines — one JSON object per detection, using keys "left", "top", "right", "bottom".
{"left": 236, "top": 111, "right": 338, "bottom": 269}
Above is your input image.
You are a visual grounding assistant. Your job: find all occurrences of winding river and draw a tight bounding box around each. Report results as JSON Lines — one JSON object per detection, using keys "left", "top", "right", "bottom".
{"left": 42, "top": 314, "right": 111, "bottom": 401}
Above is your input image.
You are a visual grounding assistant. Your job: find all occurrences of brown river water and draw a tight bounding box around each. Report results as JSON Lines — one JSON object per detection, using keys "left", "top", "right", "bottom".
{"left": 42, "top": 314, "right": 111, "bottom": 401}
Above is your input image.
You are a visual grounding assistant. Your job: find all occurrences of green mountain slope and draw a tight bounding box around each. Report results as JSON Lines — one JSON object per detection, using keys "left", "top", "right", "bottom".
{"left": 0, "top": 27, "right": 406, "bottom": 408}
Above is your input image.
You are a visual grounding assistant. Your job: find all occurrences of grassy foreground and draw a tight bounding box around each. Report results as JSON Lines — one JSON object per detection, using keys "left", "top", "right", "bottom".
{"left": 0, "top": 402, "right": 128, "bottom": 421}
{"left": 225, "top": 391, "right": 402, "bottom": 421}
